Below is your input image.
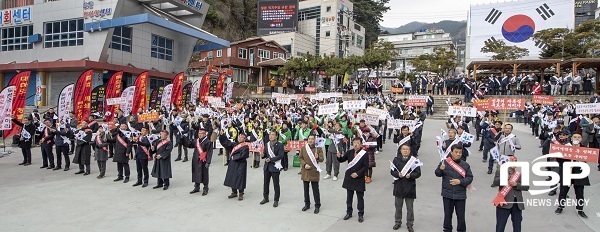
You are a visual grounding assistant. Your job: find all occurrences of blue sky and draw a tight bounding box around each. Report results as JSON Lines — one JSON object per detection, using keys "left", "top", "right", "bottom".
{"left": 381, "top": 0, "right": 497, "bottom": 27}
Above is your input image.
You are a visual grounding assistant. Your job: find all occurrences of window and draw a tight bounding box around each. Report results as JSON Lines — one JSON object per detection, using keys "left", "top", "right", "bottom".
{"left": 1, "top": 25, "right": 33, "bottom": 51}
{"left": 354, "top": 24, "right": 362, "bottom": 31}
{"left": 216, "top": 49, "right": 222, "bottom": 57}
{"left": 258, "top": 49, "right": 270, "bottom": 59}
{"left": 356, "top": 35, "right": 363, "bottom": 48}
{"left": 151, "top": 34, "right": 174, "bottom": 61}
{"left": 325, "top": 31, "right": 331, "bottom": 37}
{"left": 326, "top": 6, "right": 331, "bottom": 12}
{"left": 238, "top": 48, "right": 247, "bottom": 59}
{"left": 233, "top": 68, "right": 248, "bottom": 83}
{"left": 207, "top": 51, "right": 213, "bottom": 59}
{"left": 109, "top": 26, "right": 132, "bottom": 52}
{"left": 227, "top": 48, "right": 231, "bottom": 57}
{"left": 423, "top": 48, "right": 431, "bottom": 54}
{"left": 351, "top": 32, "right": 355, "bottom": 45}
{"left": 44, "top": 19, "right": 84, "bottom": 48}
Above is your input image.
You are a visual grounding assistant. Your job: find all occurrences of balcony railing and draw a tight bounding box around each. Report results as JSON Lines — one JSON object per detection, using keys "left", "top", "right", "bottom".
{"left": 2, "top": 0, "right": 34, "bottom": 9}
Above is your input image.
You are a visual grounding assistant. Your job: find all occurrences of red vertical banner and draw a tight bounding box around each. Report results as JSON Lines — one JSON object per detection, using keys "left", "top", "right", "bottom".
{"left": 73, "top": 69, "right": 93, "bottom": 123}
{"left": 199, "top": 73, "right": 211, "bottom": 103}
{"left": 215, "top": 72, "right": 226, "bottom": 97}
{"left": 131, "top": 71, "right": 148, "bottom": 115}
{"left": 4, "top": 71, "right": 32, "bottom": 138}
{"left": 104, "top": 71, "right": 123, "bottom": 122}
{"left": 170, "top": 72, "right": 185, "bottom": 110}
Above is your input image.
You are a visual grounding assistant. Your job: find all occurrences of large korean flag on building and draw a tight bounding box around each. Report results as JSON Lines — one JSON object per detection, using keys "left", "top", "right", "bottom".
{"left": 468, "top": 0, "right": 574, "bottom": 61}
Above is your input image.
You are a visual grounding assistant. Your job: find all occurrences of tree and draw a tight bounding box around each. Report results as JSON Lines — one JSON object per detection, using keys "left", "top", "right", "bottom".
{"left": 409, "top": 46, "right": 458, "bottom": 75}
{"left": 352, "top": 0, "right": 391, "bottom": 47}
{"left": 532, "top": 19, "right": 600, "bottom": 59}
{"left": 362, "top": 40, "right": 398, "bottom": 78}
{"left": 480, "top": 39, "right": 529, "bottom": 60}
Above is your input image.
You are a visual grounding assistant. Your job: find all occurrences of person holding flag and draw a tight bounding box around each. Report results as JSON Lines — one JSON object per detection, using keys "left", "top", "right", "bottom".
{"left": 185, "top": 129, "right": 213, "bottom": 196}
{"left": 337, "top": 137, "right": 370, "bottom": 223}
{"left": 72, "top": 121, "right": 93, "bottom": 175}
{"left": 11, "top": 117, "right": 36, "bottom": 166}
{"left": 435, "top": 144, "right": 474, "bottom": 232}
{"left": 390, "top": 144, "right": 421, "bottom": 231}
{"left": 219, "top": 130, "right": 250, "bottom": 201}
{"left": 132, "top": 127, "right": 152, "bottom": 188}
{"left": 260, "top": 131, "right": 285, "bottom": 207}
{"left": 39, "top": 119, "right": 57, "bottom": 170}
{"left": 107, "top": 123, "right": 133, "bottom": 183}
{"left": 91, "top": 125, "right": 109, "bottom": 179}
{"left": 151, "top": 130, "right": 174, "bottom": 190}
{"left": 492, "top": 156, "right": 528, "bottom": 232}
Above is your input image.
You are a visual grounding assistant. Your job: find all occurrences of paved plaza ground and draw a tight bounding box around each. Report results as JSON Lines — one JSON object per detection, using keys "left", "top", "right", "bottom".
{"left": 0, "top": 120, "right": 598, "bottom": 231}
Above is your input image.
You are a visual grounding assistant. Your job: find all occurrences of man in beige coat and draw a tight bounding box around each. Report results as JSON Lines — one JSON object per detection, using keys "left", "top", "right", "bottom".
{"left": 299, "top": 134, "right": 324, "bottom": 214}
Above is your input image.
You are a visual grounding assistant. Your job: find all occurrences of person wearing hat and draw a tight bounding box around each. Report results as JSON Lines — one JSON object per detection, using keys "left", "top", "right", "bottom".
{"left": 554, "top": 132, "right": 590, "bottom": 218}
{"left": 132, "top": 127, "right": 152, "bottom": 187}
{"left": 151, "top": 130, "right": 174, "bottom": 190}
{"left": 72, "top": 121, "right": 93, "bottom": 175}
{"left": 107, "top": 123, "right": 133, "bottom": 183}
{"left": 220, "top": 130, "right": 250, "bottom": 200}
{"left": 11, "top": 117, "right": 36, "bottom": 166}
{"left": 186, "top": 129, "right": 213, "bottom": 196}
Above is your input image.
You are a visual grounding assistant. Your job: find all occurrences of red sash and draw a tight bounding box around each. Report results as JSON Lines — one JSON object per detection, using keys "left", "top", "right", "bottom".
{"left": 445, "top": 157, "right": 475, "bottom": 191}
{"left": 196, "top": 138, "right": 207, "bottom": 162}
{"left": 139, "top": 137, "right": 152, "bottom": 160}
{"left": 490, "top": 128, "right": 498, "bottom": 137}
{"left": 116, "top": 135, "right": 128, "bottom": 148}
{"left": 231, "top": 142, "right": 250, "bottom": 157}
{"left": 157, "top": 139, "right": 170, "bottom": 150}
{"left": 492, "top": 171, "right": 521, "bottom": 206}
{"left": 96, "top": 134, "right": 108, "bottom": 151}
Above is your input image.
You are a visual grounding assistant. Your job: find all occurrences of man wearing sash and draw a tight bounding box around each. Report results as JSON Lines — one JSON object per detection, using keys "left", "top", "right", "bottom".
{"left": 260, "top": 131, "right": 285, "bottom": 207}
{"left": 91, "top": 125, "right": 109, "bottom": 178}
{"left": 87, "top": 115, "right": 99, "bottom": 133}
{"left": 299, "top": 134, "right": 324, "bottom": 214}
{"left": 442, "top": 129, "right": 469, "bottom": 162}
{"left": 493, "top": 156, "right": 528, "bottom": 232}
{"left": 174, "top": 113, "right": 190, "bottom": 162}
{"left": 108, "top": 124, "right": 133, "bottom": 183}
{"left": 554, "top": 132, "right": 590, "bottom": 218}
{"left": 12, "top": 117, "right": 36, "bottom": 166}
{"left": 52, "top": 122, "right": 72, "bottom": 171}
{"left": 133, "top": 127, "right": 152, "bottom": 188}
{"left": 390, "top": 144, "right": 421, "bottom": 231}
{"left": 434, "top": 144, "right": 473, "bottom": 232}
{"left": 223, "top": 122, "right": 238, "bottom": 166}
{"left": 219, "top": 131, "right": 250, "bottom": 201}
{"left": 337, "top": 137, "right": 370, "bottom": 223}
{"left": 72, "top": 121, "right": 93, "bottom": 175}
{"left": 393, "top": 126, "right": 414, "bottom": 157}
{"left": 39, "top": 119, "right": 56, "bottom": 169}
{"left": 325, "top": 123, "right": 346, "bottom": 181}
{"left": 151, "top": 130, "right": 173, "bottom": 190}
{"left": 186, "top": 129, "right": 213, "bottom": 196}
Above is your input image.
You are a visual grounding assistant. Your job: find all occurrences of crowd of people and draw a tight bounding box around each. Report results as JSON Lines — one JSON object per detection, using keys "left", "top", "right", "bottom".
{"left": 8, "top": 88, "right": 599, "bottom": 231}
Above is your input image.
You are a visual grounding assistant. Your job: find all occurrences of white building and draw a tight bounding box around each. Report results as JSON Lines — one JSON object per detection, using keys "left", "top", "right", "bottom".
{"left": 261, "top": 0, "right": 366, "bottom": 58}
{"left": 379, "top": 29, "right": 453, "bottom": 73}
{"left": 0, "top": 0, "right": 228, "bottom": 107}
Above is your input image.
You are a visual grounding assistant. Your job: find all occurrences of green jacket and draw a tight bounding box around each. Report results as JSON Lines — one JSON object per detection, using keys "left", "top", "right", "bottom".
{"left": 278, "top": 129, "right": 292, "bottom": 144}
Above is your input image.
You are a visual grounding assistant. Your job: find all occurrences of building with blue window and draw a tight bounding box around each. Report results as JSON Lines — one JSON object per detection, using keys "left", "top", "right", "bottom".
{"left": 0, "top": 0, "right": 228, "bottom": 107}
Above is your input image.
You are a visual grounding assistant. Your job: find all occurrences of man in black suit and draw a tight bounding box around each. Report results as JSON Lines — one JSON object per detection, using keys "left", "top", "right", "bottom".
{"left": 12, "top": 117, "right": 36, "bottom": 166}
{"left": 39, "top": 119, "right": 56, "bottom": 169}
{"left": 337, "top": 137, "right": 369, "bottom": 223}
{"left": 186, "top": 129, "right": 213, "bottom": 195}
{"left": 260, "top": 131, "right": 285, "bottom": 207}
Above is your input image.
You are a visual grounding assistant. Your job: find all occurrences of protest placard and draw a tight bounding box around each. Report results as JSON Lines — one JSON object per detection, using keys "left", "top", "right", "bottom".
{"left": 318, "top": 103, "right": 339, "bottom": 115}
{"left": 355, "top": 113, "right": 379, "bottom": 126}
{"left": 447, "top": 106, "right": 477, "bottom": 117}
{"left": 343, "top": 100, "right": 367, "bottom": 110}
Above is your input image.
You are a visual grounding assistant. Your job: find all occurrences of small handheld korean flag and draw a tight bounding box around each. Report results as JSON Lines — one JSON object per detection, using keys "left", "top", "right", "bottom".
{"left": 389, "top": 160, "right": 399, "bottom": 181}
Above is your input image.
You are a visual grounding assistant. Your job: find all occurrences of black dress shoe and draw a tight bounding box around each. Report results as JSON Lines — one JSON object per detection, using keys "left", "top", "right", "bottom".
{"left": 302, "top": 205, "right": 310, "bottom": 211}
{"left": 142, "top": 183, "right": 148, "bottom": 188}
{"left": 47, "top": 166, "right": 54, "bottom": 169}
{"left": 202, "top": 189, "right": 208, "bottom": 196}
{"left": 314, "top": 208, "right": 319, "bottom": 214}
{"left": 487, "top": 170, "right": 492, "bottom": 174}
{"left": 163, "top": 186, "right": 169, "bottom": 190}
{"left": 260, "top": 199, "right": 269, "bottom": 205}
{"left": 63, "top": 167, "right": 69, "bottom": 171}
{"left": 182, "top": 158, "right": 188, "bottom": 162}
{"left": 190, "top": 188, "right": 200, "bottom": 194}
{"left": 153, "top": 185, "right": 163, "bottom": 189}
{"left": 24, "top": 163, "right": 31, "bottom": 166}
{"left": 490, "top": 183, "right": 498, "bottom": 187}
{"left": 358, "top": 215, "right": 364, "bottom": 223}
{"left": 393, "top": 224, "right": 401, "bottom": 230}
{"left": 175, "top": 158, "right": 182, "bottom": 161}
{"left": 18, "top": 162, "right": 25, "bottom": 165}
{"left": 548, "top": 191, "right": 556, "bottom": 196}
{"left": 40, "top": 166, "right": 48, "bottom": 169}
{"left": 578, "top": 211, "right": 588, "bottom": 218}
{"left": 133, "top": 182, "right": 142, "bottom": 187}
{"left": 273, "top": 201, "right": 278, "bottom": 207}
{"left": 114, "top": 178, "right": 124, "bottom": 182}
{"left": 555, "top": 208, "right": 563, "bottom": 214}
{"left": 123, "top": 178, "right": 129, "bottom": 183}
{"left": 83, "top": 172, "right": 90, "bottom": 176}
{"left": 97, "top": 175, "right": 104, "bottom": 179}
{"left": 343, "top": 214, "right": 352, "bottom": 220}
{"left": 75, "top": 170, "right": 84, "bottom": 174}
{"left": 53, "top": 167, "right": 61, "bottom": 170}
